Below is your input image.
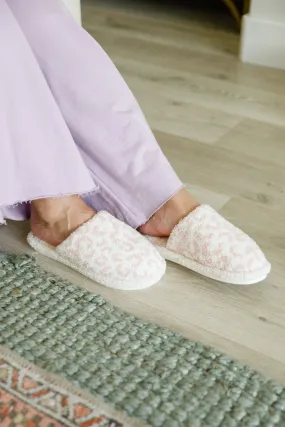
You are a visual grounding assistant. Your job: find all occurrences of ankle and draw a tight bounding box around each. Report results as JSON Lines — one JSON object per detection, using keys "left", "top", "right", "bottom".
{"left": 139, "top": 189, "right": 199, "bottom": 237}
{"left": 30, "top": 196, "right": 96, "bottom": 246}
{"left": 167, "top": 189, "right": 199, "bottom": 212}
{"left": 31, "top": 196, "right": 80, "bottom": 225}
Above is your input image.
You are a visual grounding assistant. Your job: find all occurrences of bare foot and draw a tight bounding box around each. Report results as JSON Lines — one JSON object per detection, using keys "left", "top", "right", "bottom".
{"left": 30, "top": 196, "right": 96, "bottom": 246}
{"left": 139, "top": 189, "right": 199, "bottom": 237}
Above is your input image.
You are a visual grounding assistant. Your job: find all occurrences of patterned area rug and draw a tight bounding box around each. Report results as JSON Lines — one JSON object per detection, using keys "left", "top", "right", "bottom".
{"left": 0, "top": 348, "right": 143, "bottom": 427}
{"left": 0, "top": 252, "right": 285, "bottom": 427}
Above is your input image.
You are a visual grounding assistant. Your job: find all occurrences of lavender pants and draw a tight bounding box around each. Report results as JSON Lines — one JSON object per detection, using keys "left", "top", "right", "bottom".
{"left": 0, "top": 0, "right": 182, "bottom": 228}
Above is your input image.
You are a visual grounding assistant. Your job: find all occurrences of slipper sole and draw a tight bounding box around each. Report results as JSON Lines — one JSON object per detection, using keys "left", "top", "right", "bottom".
{"left": 154, "top": 245, "right": 271, "bottom": 285}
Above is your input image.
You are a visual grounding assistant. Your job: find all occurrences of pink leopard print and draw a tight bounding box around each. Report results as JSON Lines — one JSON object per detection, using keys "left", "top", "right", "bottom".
{"left": 56, "top": 211, "right": 165, "bottom": 282}
{"left": 167, "top": 205, "right": 267, "bottom": 272}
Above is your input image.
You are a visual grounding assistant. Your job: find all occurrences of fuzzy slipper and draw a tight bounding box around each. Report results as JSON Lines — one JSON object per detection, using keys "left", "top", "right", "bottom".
{"left": 27, "top": 211, "right": 166, "bottom": 290}
{"left": 147, "top": 205, "right": 271, "bottom": 285}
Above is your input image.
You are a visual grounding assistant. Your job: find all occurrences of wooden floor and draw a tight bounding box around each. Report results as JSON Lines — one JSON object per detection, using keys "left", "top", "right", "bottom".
{"left": 2, "top": 0, "right": 285, "bottom": 383}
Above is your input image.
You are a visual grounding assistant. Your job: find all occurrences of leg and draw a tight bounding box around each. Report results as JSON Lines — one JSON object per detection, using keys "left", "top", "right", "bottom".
{"left": 0, "top": 0, "right": 96, "bottom": 242}
{"left": 139, "top": 189, "right": 199, "bottom": 236}
{"left": 0, "top": 0, "right": 165, "bottom": 289}
{"left": 8, "top": 0, "right": 186, "bottom": 230}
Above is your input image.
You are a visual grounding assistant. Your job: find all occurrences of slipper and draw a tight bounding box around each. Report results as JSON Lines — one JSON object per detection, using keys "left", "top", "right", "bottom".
{"left": 147, "top": 205, "right": 271, "bottom": 285}
{"left": 27, "top": 211, "right": 166, "bottom": 290}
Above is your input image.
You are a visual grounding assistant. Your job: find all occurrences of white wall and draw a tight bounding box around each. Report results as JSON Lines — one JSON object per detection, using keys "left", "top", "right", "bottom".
{"left": 250, "top": 0, "right": 285, "bottom": 21}
{"left": 62, "top": 0, "right": 81, "bottom": 23}
{"left": 240, "top": 0, "right": 285, "bottom": 69}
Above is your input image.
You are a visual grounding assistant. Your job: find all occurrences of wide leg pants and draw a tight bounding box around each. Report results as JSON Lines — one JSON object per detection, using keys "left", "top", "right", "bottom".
{"left": 0, "top": 0, "right": 182, "bottom": 228}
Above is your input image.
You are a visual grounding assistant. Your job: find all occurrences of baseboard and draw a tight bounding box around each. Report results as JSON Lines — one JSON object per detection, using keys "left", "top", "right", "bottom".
{"left": 240, "top": 14, "right": 285, "bottom": 70}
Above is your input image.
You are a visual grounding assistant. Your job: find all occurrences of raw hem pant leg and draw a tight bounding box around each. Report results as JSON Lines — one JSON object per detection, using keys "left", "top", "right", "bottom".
{"left": 0, "top": 0, "right": 96, "bottom": 224}
{"left": 8, "top": 0, "right": 183, "bottom": 228}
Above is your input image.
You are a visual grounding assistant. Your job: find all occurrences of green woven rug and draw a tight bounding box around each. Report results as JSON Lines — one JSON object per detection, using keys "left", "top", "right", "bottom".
{"left": 0, "top": 252, "right": 285, "bottom": 427}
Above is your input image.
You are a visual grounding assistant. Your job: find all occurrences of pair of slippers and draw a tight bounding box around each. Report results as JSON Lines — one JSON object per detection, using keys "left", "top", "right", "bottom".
{"left": 27, "top": 205, "right": 271, "bottom": 290}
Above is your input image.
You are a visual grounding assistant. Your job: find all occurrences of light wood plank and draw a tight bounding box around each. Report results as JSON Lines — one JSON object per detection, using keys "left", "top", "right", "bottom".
{"left": 156, "top": 131, "right": 285, "bottom": 211}
{"left": 130, "top": 90, "right": 242, "bottom": 144}
{"left": 218, "top": 118, "right": 285, "bottom": 167}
